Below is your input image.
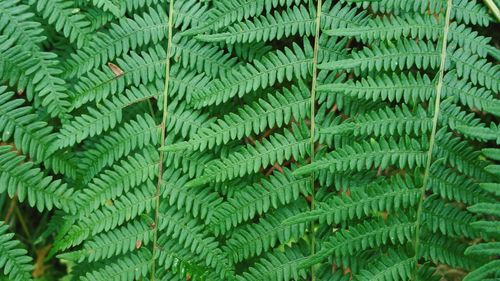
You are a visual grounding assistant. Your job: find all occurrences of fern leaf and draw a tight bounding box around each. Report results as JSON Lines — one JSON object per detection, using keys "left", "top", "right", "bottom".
{"left": 318, "top": 73, "right": 435, "bottom": 104}
{"left": 0, "top": 146, "right": 76, "bottom": 213}
{"left": 158, "top": 207, "right": 233, "bottom": 279}
{"left": 225, "top": 199, "right": 308, "bottom": 263}
{"left": 319, "top": 39, "right": 441, "bottom": 73}
{"left": 69, "top": 46, "right": 166, "bottom": 108}
{"left": 236, "top": 245, "right": 308, "bottom": 281}
{"left": 428, "top": 163, "right": 492, "bottom": 204}
{"left": 463, "top": 260, "right": 500, "bottom": 281}
{"left": 28, "top": 0, "right": 90, "bottom": 48}
{"left": 284, "top": 174, "right": 420, "bottom": 225}
{"left": 78, "top": 113, "right": 160, "bottom": 182}
{"left": 0, "top": 86, "right": 57, "bottom": 161}
{"left": 64, "top": 6, "right": 167, "bottom": 78}
{"left": 57, "top": 181, "right": 156, "bottom": 250}
{"left": 189, "top": 40, "right": 313, "bottom": 108}
{"left": 418, "top": 234, "right": 484, "bottom": 270}
{"left": 0, "top": 221, "right": 33, "bottom": 281}
{"left": 162, "top": 82, "right": 310, "bottom": 152}
{"left": 299, "top": 217, "right": 415, "bottom": 269}
{"left": 210, "top": 167, "right": 311, "bottom": 235}
{"left": 0, "top": 1, "right": 69, "bottom": 116}
{"left": 76, "top": 147, "right": 159, "bottom": 216}
{"left": 172, "top": 36, "right": 238, "bottom": 78}
{"left": 197, "top": 5, "right": 315, "bottom": 44}
{"left": 161, "top": 167, "right": 222, "bottom": 221}
{"left": 450, "top": 47, "right": 500, "bottom": 92}
{"left": 294, "top": 136, "right": 428, "bottom": 176}
{"left": 84, "top": 0, "right": 122, "bottom": 17}
{"left": 60, "top": 218, "right": 152, "bottom": 262}
{"left": 423, "top": 196, "right": 479, "bottom": 238}
{"left": 186, "top": 123, "right": 310, "bottom": 187}
{"left": 354, "top": 249, "right": 416, "bottom": 281}
{"left": 79, "top": 248, "right": 152, "bottom": 281}
{"left": 184, "top": 0, "right": 307, "bottom": 35}
{"left": 320, "top": 104, "right": 432, "bottom": 137}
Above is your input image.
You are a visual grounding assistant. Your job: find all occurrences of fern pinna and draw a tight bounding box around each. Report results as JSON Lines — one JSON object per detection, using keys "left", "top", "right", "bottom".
{"left": 0, "top": 0, "right": 498, "bottom": 280}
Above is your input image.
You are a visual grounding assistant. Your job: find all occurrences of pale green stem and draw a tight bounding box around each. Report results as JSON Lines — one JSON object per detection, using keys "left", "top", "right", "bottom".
{"left": 484, "top": 0, "right": 500, "bottom": 22}
{"left": 412, "top": 0, "right": 452, "bottom": 279}
{"left": 150, "top": 0, "right": 174, "bottom": 279}
{"left": 309, "top": 0, "right": 323, "bottom": 280}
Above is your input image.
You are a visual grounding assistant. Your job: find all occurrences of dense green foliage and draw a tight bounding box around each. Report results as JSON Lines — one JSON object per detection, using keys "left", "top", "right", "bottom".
{"left": 0, "top": 0, "right": 498, "bottom": 280}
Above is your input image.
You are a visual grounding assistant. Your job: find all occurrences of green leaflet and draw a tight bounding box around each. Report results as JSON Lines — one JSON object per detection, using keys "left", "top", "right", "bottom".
{"left": 0, "top": 221, "right": 33, "bottom": 281}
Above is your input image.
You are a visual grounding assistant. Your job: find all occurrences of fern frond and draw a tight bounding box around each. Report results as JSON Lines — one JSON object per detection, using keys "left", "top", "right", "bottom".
{"left": 353, "top": 0, "right": 491, "bottom": 27}
{"left": 236, "top": 245, "right": 308, "bottom": 281}
{"left": 324, "top": 13, "right": 440, "bottom": 41}
{"left": 197, "top": 5, "right": 315, "bottom": 44}
{"left": 0, "top": 0, "right": 45, "bottom": 46}
{"left": 465, "top": 241, "right": 500, "bottom": 256}
{"left": 299, "top": 217, "right": 415, "bottom": 269}
{"left": 189, "top": 40, "right": 313, "bottom": 108}
{"left": 57, "top": 181, "right": 156, "bottom": 250}
{"left": 463, "top": 148, "right": 500, "bottom": 280}
{"left": 0, "top": 145, "right": 76, "bottom": 213}
{"left": 294, "top": 136, "right": 428, "bottom": 176}
{"left": 83, "top": 0, "right": 122, "bottom": 17}
{"left": 184, "top": 0, "right": 307, "bottom": 35}
{"left": 318, "top": 73, "right": 435, "bottom": 104}
{"left": 78, "top": 113, "right": 160, "bottom": 182}
{"left": 172, "top": 36, "right": 238, "bottom": 78}
{"left": 162, "top": 82, "right": 310, "bottom": 152}
{"left": 173, "top": 0, "right": 209, "bottom": 31}
{"left": 463, "top": 260, "right": 500, "bottom": 281}
{"left": 28, "top": 0, "right": 90, "bottom": 48}
{"left": 0, "top": 44, "right": 68, "bottom": 116}
{"left": 428, "top": 163, "right": 492, "bottom": 204}
{"left": 156, "top": 235, "right": 213, "bottom": 280}
{"left": 0, "top": 1, "right": 70, "bottom": 116}
{"left": 79, "top": 248, "right": 152, "bottom": 281}
{"left": 60, "top": 218, "right": 152, "bottom": 262}
{"left": 62, "top": 81, "right": 206, "bottom": 148}
{"left": 458, "top": 124, "right": 500, "bottom": 144}
{"left": 163, "top": 148, "right": 214, "bottom": 179}
{"left": 0, "top": 86, "right": 57, "bottom": 161}
{"left": 418, "top": 234, "right": 483, "bottom": 270}
{"left": 434, "top": 130, "right": 492, "bottom": 181}
{"left": 69, "top": 46, "right": 166, "bottom": 108}
{"left": 186, "top": 123, "right": 310, "bottom": 187}
{"left": 158, "top": 207, "right": 233, "bottom": 278}
{"left": 169, "top": 65, "right": 211, "bottom": 100}
{"left": 82, "top": 6, "right": 115, "bottom": 32}
{"left": 225, "top": 199, "right": 308, "bottom": 263}
{"left": 161, "top": 167, "right": 222, "bottom": 221}
{"left": 43, "top": 151, "right": 80, "bottom": 179}
{"left": 0, "top": 221, "right": 33, "bottom": 281}
{"left": 442, "top": 72, "right": 500, "bottom": 113}
{"left": 76, "top": 147, "right": 159, "bottom": 216}
{"left": 1, "top": 0, "right": 498, "bottom": 278}
{"left": 450, "top": 47, "right": 500, "bottom": 92}
{"left": 325, "top": 14, "right": 493, "bottom": 57}
{"left": 210, "top": 167, "right": 311, "bottom": 235}
{"left": 422, "top": 196, "right": 479, "bottom": 238}
{"left": 284, "top": 174, "right": 420, "bottom": 225}
{"left": 64, "top": 6, "right": 168, "bottom": 78}
{"left": 321, "top": 1, "right": 367, "bottom": 30}
{"left": 354, "top": 249, "right": 416, "bottom": 281}
{"left": 451, "top": 0, "right": 492, "bottom": 26}
{"left": 319, "top": 104, "right": 432, "bottom": 138}
{"left": 319, "top": 39, "right": 440, "bottom": 73}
